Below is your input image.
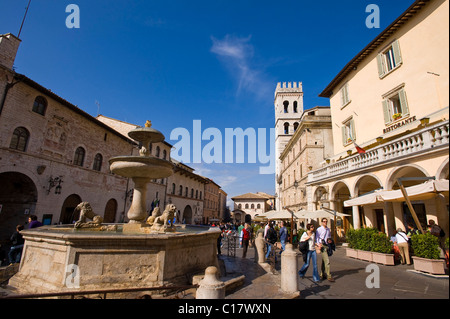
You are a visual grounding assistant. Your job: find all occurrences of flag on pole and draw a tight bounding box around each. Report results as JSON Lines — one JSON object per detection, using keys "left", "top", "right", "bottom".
{"left": 352, "top": 139, "right": 366, "bottom": 154}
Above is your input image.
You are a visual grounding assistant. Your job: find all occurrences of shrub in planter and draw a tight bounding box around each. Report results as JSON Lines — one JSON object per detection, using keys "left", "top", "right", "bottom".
{"left": 411, "top": 233, "right": 440, "bottom": 260}
{"left": 371, "top": 232, "right": 393, "bottom": 254}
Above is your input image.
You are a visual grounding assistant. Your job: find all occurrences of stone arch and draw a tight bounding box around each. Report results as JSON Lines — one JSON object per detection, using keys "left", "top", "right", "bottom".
{"left": 182, "top": 205, "right": 193, "bottom": 224}
{"left": 386, "top": 164, "right": 429, "bottom": 190}
{"left": 103, "top": 198, "right": 118, "bottom": 223}
{"left": 0, "top": 172, "right": 38, "bottom": 242}
{"left": 354, "top": 174, "right": 383, "bottom": 196}
{"left": 60, "top": 194, "right": 82, "bottom": 224}
{"left": 436, "top": 157, "right": 449, "bottom": 180}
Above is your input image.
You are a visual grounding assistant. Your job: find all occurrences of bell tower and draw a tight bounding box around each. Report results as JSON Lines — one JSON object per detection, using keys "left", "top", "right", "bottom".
{"left": 274, "top": 82, "right": 303, "bottom": 209}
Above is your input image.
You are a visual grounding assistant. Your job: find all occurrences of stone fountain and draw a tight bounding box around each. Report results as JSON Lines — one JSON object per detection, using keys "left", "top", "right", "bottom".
{"left": 7, "top": 121, "right": 220, "bottom": 297}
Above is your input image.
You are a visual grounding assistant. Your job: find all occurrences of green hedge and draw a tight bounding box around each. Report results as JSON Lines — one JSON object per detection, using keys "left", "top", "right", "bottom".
{"left": 347, "top": 227, "right": 393, "bottom": 254}
{"left": 411, "top": 233, "right": 440, "bottom": 260}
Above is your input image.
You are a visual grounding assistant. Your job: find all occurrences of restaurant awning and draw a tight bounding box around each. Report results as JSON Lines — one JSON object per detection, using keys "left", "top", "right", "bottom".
{"left": 297, "top": 209, "right": 351, "bottom": 219}
{"left": 344, "top": 179, "right": 449, "bottom": 207}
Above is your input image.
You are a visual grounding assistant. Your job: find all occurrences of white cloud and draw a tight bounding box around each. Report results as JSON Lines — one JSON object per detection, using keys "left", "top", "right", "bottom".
{"left": 210, "top": 35, "right": 272, "bottom": 99}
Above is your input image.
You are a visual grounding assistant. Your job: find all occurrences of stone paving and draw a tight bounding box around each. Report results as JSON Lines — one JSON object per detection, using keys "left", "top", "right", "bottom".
{"left": 221, "top": 244, "right": 449, "bottom": 299}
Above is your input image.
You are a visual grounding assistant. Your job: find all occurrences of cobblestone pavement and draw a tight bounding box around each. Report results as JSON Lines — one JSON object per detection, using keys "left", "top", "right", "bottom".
{"left": 222, "top": 244, "right": 449, "bottom": 299}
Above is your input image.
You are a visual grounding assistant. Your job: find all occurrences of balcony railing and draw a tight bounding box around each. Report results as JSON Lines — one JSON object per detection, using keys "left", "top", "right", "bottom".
{"left": 308, "top": 120, "right": 449, "bottom": 183}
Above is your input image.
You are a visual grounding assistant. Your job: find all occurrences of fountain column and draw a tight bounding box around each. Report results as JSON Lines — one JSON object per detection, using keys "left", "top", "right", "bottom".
{"left": 128, "top": 177, "right": 151, "bottom": 223}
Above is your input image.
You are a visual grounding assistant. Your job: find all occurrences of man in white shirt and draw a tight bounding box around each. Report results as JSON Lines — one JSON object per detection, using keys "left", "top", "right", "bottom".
{"left": 395, "top": 228, "right": 411, "bottom": 265}
{"left": 316, "top": 218, "right": 335, "bottom": 282}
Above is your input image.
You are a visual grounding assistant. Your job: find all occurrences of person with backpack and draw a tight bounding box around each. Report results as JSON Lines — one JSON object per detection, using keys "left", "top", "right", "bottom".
{"left": 265, "top": 222, "right": 278, "bottom": 261}
{"left": 395, "top": 228, "right": 411, "bottom": 265}
{"left": 298, "top": 223, "right": 320, "bottom": 283}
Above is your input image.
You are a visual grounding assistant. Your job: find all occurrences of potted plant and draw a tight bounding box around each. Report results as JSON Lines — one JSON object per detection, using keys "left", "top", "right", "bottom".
{"left": 345, "top": 228, "right": 359, "bottom": 258}
{"left": 371, "top": 232, "right": 395, "bottom": 265}
{"left": 392, "top": 113, "right": 402, "bottom": 120}
{"left": 411, "top": 233, "right": 446, "bottom": 275}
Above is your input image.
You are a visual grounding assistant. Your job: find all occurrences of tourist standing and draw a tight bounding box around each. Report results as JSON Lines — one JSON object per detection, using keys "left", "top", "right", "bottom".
{"left": 28, "top": 215, "right": 43, "bottom": 229}
{"left": 395, "top": 228, "right": 411, "bottom": 265}
{"left": 298, "top": 224, "right": 320, "bottom": 282}
{"left": 265, "top": 223, "right": 278, "bottom": 260}
{"left": 8, "top": 225, "right": 25, "bottom": 264}
{"left": 279, "top": 221, "right": 287, "bottom": 253}
{"left": 316, "top": 218, "right": 335, "bottom": 282}
{"left": 242, "top": 223, "right": 251, "bottom": 258}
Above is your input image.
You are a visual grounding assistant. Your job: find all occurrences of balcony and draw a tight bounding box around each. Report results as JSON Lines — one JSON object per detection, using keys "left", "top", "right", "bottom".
{"left": 308, "top": 120, "right": 449, "bottom": 183}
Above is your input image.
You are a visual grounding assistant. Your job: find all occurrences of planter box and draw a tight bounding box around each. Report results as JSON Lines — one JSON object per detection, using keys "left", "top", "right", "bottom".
{"left": 357, "top": 250, "right": 373, "bottom": 262}
{"left": 412, "top": 256, "right": 446, "bottom": 275}
{"left": 372, "top": 252, "right": 395, "bottom": 266}
{"left": 346, "top": 248, "right": 358, "bottom": 259}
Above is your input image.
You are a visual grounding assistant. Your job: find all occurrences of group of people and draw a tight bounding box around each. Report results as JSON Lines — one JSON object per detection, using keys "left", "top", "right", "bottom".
{"left": 2, "top": 215, "right": 43, "bottom": 266}
{"left": 393, "top": 219, "right": 446, "bottom": 265}
{"left": 298, "top": 218, "right": 336, "bottom": 283}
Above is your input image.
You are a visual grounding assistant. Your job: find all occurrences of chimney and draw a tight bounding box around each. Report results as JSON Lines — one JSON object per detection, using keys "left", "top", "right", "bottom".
{"left": 0, "top": 33, "right": 21, "bottom": 70}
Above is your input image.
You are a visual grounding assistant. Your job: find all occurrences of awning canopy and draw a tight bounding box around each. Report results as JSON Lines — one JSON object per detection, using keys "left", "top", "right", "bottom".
{"left": 344, "top": 179, "right": 449, "bottom": 207}
{"left": 257, "top": 209, "right": 304, "bottom": 220}
{"left": 297, "top": 209, "right": 351, "bottom": 219}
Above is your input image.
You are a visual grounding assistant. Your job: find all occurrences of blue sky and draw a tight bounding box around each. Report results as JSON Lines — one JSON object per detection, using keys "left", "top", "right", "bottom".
{"left": 1, "top": 0, "right": 414, "bottom": 206}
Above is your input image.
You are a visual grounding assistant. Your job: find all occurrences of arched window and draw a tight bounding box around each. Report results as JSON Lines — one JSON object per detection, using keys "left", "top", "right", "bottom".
{"left": 238, "top": 204, "right": 242, "bottom": 209}
{"left": 199, "top": 191, "right": 202, "bottom": 199}
{"left": 32, "top": 96, "right": 47, "bottom": 115}
{"left": 245, "top": 204, "right": 249, "bottom": 209}
{"left": 185, "top": 187, "right": 188, "bottom": 197}
{"left": 294, "top": 122, "right": 299, "bottom": 132}
{"left": 251, "top": 204, "right": 255, "bottom": 209}
{"left": 156, "top": 146, "right": 160, "bottom": 158}
{"left": 74, "top": 147, "right": 85, "bottom": 166}
{"left": 293, "top": 101, "right": 298, "bottom": 113}
{"left": 93, "top": 153, "right": 103, "bottom": 171}
{"left": 10, "top": 127, "right": 29, "bottom": 151}
{"left": 172, "top": 183, "right": 176, "bottom": 194}
{"left": 162, "top": 149, "right": 167, "bottom": 160}
{"left": 191, "top": 188, "right": 194, "bottom": 198}
{"left": 257, "top": 204, "right": 261, "bottom": 209}
{"left": 196, "top": 190, "right": 199, "bottom": 199}
{"left": 284, "top": 122, "right": 290, "bottom": 134}
{"left": 283, "top": 101, "right": 289, "bottom": 113}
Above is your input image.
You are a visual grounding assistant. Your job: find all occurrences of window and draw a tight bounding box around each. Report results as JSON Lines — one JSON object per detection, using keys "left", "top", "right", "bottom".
{"left": 32, "top": 96, "right": 47, "bottom": 115}
{"left": 341, "top": 118, "right": 356, "bottom": 145}
{"left": 293, "top": 101, "right": 298, "bottom": 113}
{"left": 155, "top": 146, "right": 160, "bottom": 158}
{"left": 162, "top": 149, "right": 167, "bottom": 160}
{"left": 10, "top": 127, "right": 29, "bottom": 151}
{"left": 74, "top": 147, "right": 85, "bottom": 166}
{"left": 283, "top": 101, "right": 289, "bottom": 113}
{"left": 199, "top": 191, "right": 202, "bottom": 199}
{"left": 238, "top": 204, "right": 242, "bottom": 209}
{"left": 284, "top": 122, "right": 290, "bottom": 134}
{"left": 257, "top": 204, "right": 261, "bottom": 209}
{"left": 93, "top": 153, "right": 102, "bottom": 171}
{"left": 191, "top": 188, "right": 194, "bottom": 198}
{"left": 172, "top": 183, "right": 176, "bottom": 194}
{"left": 185, "top": 187, "right": 188, "bottom": 197}
{"left": 382, "top": 88, "right": 409, "bottom": 124}
{"left": 377, "top": 40, "right": 402, "bottom": 78}
{"left": 293, "top": 122, "right": 299, "bottom": 132}
{"left": 340, "top": 83, "right": 350, "bottom": 107}
{"left": 245, "top": 204, "right": 249, "bottom": 209}
{"left": 179, "top": 185, "right": 183, "bottom": 196}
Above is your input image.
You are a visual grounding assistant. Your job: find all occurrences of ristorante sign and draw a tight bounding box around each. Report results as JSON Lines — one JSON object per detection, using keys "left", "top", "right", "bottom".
{"left": 383, "top": 116, "right": 417, "bottom": 134}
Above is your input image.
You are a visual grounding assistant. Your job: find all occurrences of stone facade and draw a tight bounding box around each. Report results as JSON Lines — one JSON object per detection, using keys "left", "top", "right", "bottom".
{"left": 0, "top": 32, "right": 223, "bottom": 250}
{"left": 231, "top": 192, "right": 275, "bottom": 222}
{"left": 307, "top": 0, "right": 449, "bottom": 237}
{"left": 278, "top": 106, "right": 333, "bottom": 212}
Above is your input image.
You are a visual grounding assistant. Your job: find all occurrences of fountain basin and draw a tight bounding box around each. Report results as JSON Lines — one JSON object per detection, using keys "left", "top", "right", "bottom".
{"left": 8, "top": 225, "right": 221, "bottom": 297}
{"left": 109, "top": 156, "right": 174, "bottom": 179}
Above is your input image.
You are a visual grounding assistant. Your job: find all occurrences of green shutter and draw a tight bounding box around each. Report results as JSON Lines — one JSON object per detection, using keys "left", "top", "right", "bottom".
{"left": 377, "top": 54, "right": 385, "bottom": 78}
{"left": 350, "top": 119, "right": 356, "bottom": 140}
{"left": 399, "top": 89, "right": 409, "bottom": 116}
{"left": 392, "top": 40, "right": 402, "bottom": 66}
{"left": 382, "top": 100, "right": 391, "bottom": 124}
{"left": 341, "top": 126, "right": 346, "bottom": 146}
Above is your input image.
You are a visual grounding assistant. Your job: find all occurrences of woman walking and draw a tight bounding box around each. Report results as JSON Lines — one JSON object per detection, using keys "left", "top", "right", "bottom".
{"left": 298, "top": 223, "right": 320, "bottom": 283}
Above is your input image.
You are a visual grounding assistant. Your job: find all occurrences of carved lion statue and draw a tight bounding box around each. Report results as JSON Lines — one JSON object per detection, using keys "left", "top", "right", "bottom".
{"left": 146, "top": 206, "right": 161, "bottom": 226}
{"left": 74, "top": 202, "right": 104, "bottom": 228}
{"left": 152, "top": 204, "right": 177, "bottom": 231}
